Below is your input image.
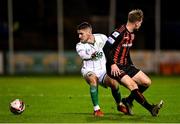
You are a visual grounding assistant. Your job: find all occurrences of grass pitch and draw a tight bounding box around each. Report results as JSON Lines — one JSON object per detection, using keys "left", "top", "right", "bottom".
{"left": 0, "top": 75, "right": 180, "bottom": 123}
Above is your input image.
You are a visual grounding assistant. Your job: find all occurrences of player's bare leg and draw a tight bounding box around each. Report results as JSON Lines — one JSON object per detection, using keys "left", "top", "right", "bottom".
{"left": 118, "top": 75, "right": 163, "bottom": 116}
{"left": 85, "top": 72, "right": 104, "bottom": 117}
{"left": 104, "top": 75, "right": 128, "bottom": 114}
{"left": 122, "top": 71, "right": 151, "bottom": 114}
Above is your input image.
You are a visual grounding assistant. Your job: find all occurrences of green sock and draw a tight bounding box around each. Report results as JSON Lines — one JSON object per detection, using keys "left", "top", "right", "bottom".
{"left": 90, "top": 85, "right": 98, "bottom": 106}
{"left": 111, "top": 87, "right": 121, "bottom": 104}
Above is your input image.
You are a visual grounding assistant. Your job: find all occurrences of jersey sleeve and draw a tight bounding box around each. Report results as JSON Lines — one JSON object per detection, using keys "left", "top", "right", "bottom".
{"left": 76, "top": 43, "right": 92, "bottom": 60}
{"left": 103, "top": 30, "right": 122, "bottom": 65}
{"left": 103, "top": 41, "right": 114, "bottom": 65}
{"left": 93, "top": 34, "right": 108, "bottom": 48}
{"left": 100, "top": 34, "right": 108, "bottom": 47}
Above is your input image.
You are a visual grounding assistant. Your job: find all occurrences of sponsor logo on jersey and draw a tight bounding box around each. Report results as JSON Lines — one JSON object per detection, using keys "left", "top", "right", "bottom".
{"left": 112, "top": 31, "right": 120, "bottom": 38}
{"left": 122, "top": 43, "right": 132, "bottom": 47}
{"left": 107, "top": 36, "right": 115, "bottom": 44}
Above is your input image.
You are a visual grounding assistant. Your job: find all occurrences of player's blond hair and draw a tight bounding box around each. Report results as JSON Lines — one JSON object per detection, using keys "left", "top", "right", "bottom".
{"left": 128, "top": 9, "right": 143, "bottom": 23}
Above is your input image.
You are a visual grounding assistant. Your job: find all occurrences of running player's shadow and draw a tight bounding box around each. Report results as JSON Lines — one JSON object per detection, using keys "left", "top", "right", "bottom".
{"left": 61, "top": 112, "right": 145, "bottom": 123}
{"left": 86, "top": 113, "right": 123, "bottom": 122}
{"left": 86, "top": 113, "right": 146, "bottom": 123}
{"left": 61, "top": 112, "right": 124, "bottom": 122}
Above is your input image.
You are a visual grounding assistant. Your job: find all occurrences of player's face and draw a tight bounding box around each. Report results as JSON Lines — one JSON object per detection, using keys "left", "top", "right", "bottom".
{"left": 134, "top": 20, "right": 143, "bottom": 30}
{"left": 77, "top": 28, "right": 91, "bottom": 43}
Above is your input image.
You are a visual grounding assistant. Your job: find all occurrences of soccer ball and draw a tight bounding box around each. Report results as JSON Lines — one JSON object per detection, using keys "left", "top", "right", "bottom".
{"left": 9, "top": 99, "right": 25, "bottom": 115}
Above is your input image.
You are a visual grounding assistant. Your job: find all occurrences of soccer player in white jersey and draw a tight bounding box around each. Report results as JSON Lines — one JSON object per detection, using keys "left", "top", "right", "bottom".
{"left": 76, "top": 22, "right": 128, "bottom": 117}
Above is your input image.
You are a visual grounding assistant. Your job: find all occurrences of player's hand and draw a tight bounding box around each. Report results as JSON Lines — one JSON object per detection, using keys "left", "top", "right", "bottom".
{"left": 111, "top": 64, "right": 121, "bottom": 77}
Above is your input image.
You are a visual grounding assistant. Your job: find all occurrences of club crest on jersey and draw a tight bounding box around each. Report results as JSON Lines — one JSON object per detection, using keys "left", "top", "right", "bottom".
{"left": 112, "top": 31, "right": 120, "bottom": 38}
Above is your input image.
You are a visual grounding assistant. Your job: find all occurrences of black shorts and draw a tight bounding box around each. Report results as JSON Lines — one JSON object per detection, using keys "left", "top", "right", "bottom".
{"left": 106, "top": 64, "right": 140, "bottom": 80}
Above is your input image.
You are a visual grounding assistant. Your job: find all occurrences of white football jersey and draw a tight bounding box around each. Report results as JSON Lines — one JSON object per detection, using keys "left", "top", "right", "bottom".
{"left": 76, "top": 34, "right": 107, "bottom": 74}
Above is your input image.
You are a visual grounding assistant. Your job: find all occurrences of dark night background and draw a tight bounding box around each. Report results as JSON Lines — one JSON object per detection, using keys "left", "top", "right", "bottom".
{"left": 0, "top": 0, "right": 179, "bottom": 52}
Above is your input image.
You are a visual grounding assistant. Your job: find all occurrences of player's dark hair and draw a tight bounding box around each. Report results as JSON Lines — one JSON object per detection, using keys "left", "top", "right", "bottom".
{"left": 77, "top": 22, "right": 92, "bottom": 30}
{"left": 128, "top": 9, "right": 143, "bottom": 23}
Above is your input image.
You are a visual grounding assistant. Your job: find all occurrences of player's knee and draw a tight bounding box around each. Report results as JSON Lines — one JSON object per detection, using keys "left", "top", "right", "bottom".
{"left": 89, "top": 78, "right": 98, "bottom": 86}
{"left": 130, "top": 83, "right": 138, "bottom": 90}
{"left": 110, "top": 82, "right": 118, "bottom": 90}
{"left": 86, "top": 75, "right": 98, "bottom": 86}
{"left": 143, "top": 78, "right": 151, "bottom": 87}
{"left": 85, "top": 73, "right": 98, "bottom": 86}
{"left": 107, "top": 80, "right": 118, "bottom": 90}
{"left": 126, "top": 81, "right": 138, "bottom": 91}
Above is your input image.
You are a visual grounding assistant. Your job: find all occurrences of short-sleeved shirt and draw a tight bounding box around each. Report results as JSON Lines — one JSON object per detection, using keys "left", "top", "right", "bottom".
{"left": 76, "top": 33, "right": 108, "bottom": 83}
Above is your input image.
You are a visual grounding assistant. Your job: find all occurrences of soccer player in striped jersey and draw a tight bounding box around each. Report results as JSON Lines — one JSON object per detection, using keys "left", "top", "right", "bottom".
{"left": 76, "top": 22, "right": 128, "bottom": 117}
{"left": 103, "top": 9, "right": 163, "bottom": 116}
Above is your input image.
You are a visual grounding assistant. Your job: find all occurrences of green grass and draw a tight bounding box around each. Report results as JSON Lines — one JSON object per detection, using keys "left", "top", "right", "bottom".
{"left": 0, "top": 75, "right": 180, "bottom": 123}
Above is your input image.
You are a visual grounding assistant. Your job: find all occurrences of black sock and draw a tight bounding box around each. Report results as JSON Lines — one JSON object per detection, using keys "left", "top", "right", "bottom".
{"left": 126, "top": 85, "right": 149, "bottom": 103}
{"left": 131, "top": 89, "right": 152, "bottom": 111}
{"left": 111, "top": 87, "right": 121, "bottom": 104}
{"left": 126, "top": 93, "right": 134, "bottom": 103}
{"left": 138, "top": 85, "right": 148, "bottom": 93}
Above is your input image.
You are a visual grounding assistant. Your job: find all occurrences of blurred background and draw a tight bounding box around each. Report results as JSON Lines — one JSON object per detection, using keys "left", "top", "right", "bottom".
{"left": 0, "top": 0, "right": 179, "bottom": 75}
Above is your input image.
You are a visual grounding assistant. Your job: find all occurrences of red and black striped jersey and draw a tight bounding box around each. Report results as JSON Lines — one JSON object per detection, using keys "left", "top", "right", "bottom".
{"left": 103, "top": 25, "right": 134, "bottom": 66}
